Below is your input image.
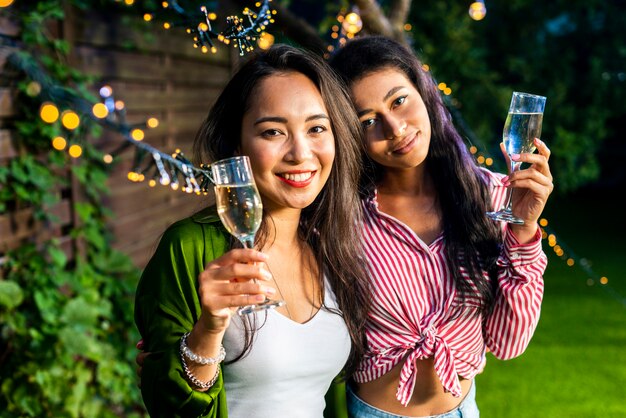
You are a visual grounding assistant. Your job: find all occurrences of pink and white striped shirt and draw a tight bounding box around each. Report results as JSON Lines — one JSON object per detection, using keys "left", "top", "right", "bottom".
{"left": 354, "top": 168, "right": 546, "bottom": 406}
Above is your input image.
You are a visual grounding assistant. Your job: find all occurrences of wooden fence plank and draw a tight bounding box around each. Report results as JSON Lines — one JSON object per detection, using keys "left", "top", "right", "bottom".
{"left": 0, "top": 88, "right": 16, "bottom": 118}
{"left": 0, "top": 129, "right": 17, "bottom": 161}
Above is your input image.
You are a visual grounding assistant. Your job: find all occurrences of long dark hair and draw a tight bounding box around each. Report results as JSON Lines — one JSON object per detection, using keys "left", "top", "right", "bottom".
{"left": 330, "top": 36, "right": 501, "bottom": 314}
{"left": 194, "top": 44, "right": 370, "bottom": 376}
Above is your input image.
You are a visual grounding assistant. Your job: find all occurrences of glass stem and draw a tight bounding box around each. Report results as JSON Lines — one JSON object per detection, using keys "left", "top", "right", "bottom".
{"left": 502, "top": 160, "right": 521, "bottom": 212}
{"left": 241, "top": 237, "right": 255, "bottom": 249}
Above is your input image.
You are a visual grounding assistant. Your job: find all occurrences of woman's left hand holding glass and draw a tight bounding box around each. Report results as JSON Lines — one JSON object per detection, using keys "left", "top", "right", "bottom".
{"left": 501, "top": 137, "right": 554, "bottom": 243}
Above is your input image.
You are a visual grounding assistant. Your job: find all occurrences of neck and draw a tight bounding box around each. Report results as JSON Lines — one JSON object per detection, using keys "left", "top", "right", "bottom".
{"left": 260, "top": 207, "right": 303, "bottom": 251}
{"left": 378, "top": 165, "right": 434, "bottom": 197}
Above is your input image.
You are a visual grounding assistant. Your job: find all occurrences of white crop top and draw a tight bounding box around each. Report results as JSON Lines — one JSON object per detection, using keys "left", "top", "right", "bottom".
{"left": 222, "top": 278, "right": 351, "bottom": 418}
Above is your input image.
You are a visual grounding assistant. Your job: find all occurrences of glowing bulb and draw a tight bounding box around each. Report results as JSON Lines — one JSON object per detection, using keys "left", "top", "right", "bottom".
{"left": 52, "top": 136, "right": 67, "bottom": 150}
{"left": 68, "top": 144, "right": 83, "bottom": 158}
{"left": 163, "top": 22, "right": 171, "bottom": 29}
{"left": 26, "top": 81, "right": 41, "bottom": 96}
{"left": 92, "top": 103, "right": 109, "bottom": 119}
{"left": 257, "top": 32, "right": 275, "bottom": 50}
{"left": 149, "top": 179, "right": 157, "bottom": 187}
{"left": 115, "top": 100, "right": 125, "bottom": 110}
{"left": 61, "top": 110, "right": 80, "bottom": 130}
{"left": 469, "top": 146, "right": 477, "bottom": 154}
{"left": 404, "top": 23, "right": 412, "bottom": 31}
{"left": 539, "top": 218, "right": 548, "bottom": 227}
{"left": 477, "top": 155, "right": 485, "bottom": 164}
{"left": 485, "top": 157, "right": 493, "bottom": 166}
{"left": 131, "top": 129, "right": 145, "bottom": 141}
{"left": 600, "top": 277, "right": 608, "bottom": 285}
{"left": 469, "top": 1, "right": 486, "bottom": 21}
{"left": 566, "top": 258, "right": 575, "bottom": 266}
{"left": 198, "top": 22, "right": 209, "bottom": 32}
{"left": 144, "top": 13, "right": 153, "bottom": 22}
{"left": 0, "top": 0, "right": 15, "bottom": 7}
{"left": 40, "top": 103, "right": 59, "bottom": 123}
{"left": 342, "top": 12, "right": 363, "bottom": 34}
{"left": 438, "top": 82, "right": 447, "bottom": 90}
{"left": 99, "top": 85, "right": 113, "bottom": 98}
{"left": 147, "top": 117, "right": 159, "bottom": 128}
{"left": 422, "top": 64, "right": 430, "bottom": 72}
{"left": 124, "top": 0, "right": 134, "bottom": 5}
{"left": 208, "top": 12, "right": 217, "bottom": 20}
{"left": 103, "top": 154, "right": 113, "bottom": 164}
{"left": 444, "top": 87, "right": 452, "bottom": 95}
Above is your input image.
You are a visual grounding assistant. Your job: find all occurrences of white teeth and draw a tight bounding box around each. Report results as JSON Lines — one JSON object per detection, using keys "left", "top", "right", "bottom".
{"left": 282, "top": 172, "right": 313, "bottom": 182}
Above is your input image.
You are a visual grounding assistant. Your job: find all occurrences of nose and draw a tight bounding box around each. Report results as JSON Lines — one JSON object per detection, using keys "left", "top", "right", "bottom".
{"left": 284, "top": 133, "right": 312, "bottom": 163}
{"left": 383, "top": 113, "right": 407, "bottom": 140}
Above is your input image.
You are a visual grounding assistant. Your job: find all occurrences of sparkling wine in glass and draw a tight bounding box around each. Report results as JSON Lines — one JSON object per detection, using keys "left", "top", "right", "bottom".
{"left": 487, "top": 92, "right": 546, "bottom": 224}
{"left": 211, "top": 156, "right": 285, "bottom": 315}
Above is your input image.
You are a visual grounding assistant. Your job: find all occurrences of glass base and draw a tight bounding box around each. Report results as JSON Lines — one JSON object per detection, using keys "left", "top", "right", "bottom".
{"left": 237, "top": 298, "right": 286, "bottom": 316}
{"left": 486, "top": 209, "right": 525, "bottom": 225}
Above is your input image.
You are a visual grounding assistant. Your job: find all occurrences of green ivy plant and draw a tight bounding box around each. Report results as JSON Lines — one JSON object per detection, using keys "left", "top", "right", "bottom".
{"left": 1, "top": 1, "right": 146, "bottom": 416}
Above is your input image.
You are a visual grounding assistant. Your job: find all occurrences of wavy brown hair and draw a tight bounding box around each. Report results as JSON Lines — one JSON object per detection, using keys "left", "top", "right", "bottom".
{"left": 330, "top": 36, "right": 502, "bottom": 315}
{"left": 194, "top": 44, "right": 370, "bottom": 377}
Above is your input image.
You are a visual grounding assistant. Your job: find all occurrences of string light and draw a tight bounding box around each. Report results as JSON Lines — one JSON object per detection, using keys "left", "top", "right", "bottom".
{"left": 0, "top": 0, "right": 15, "bottom": 7}
{"left": 540, "top": 224, "right": 626, "bottom": 307}
{"left": 326, "top": 9, "right": 363, "bottom": 58}
{"left": 137, "top": 0, "right": 276, "bottom": 56}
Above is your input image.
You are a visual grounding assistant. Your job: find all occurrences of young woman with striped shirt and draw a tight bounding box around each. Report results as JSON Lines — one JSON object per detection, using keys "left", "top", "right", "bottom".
{"left": 331, "top": 36, "right": 553, "bottom": 418}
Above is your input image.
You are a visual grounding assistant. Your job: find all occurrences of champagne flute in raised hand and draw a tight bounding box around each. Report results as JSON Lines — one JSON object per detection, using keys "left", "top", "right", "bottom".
{"left": 211, "top": 156, "right": 285, "bottom": 315}
{"left": 487, "top": 91, "right": 546, "bottom": 225}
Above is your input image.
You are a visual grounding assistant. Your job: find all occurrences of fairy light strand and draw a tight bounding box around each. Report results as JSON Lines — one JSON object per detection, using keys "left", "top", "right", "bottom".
{"left": 5, "top": 47, "right": 213, "bottom": 195}
{"left": 135, "top": 0, "right": 275, "bottom": 55}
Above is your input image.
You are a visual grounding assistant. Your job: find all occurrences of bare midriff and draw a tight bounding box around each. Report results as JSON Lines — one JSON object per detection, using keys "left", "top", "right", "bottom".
{"left": 356, "top": 357, "right": 472, "bottom": 417}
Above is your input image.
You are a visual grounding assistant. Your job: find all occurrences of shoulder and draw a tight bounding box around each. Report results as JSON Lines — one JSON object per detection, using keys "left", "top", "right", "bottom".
{"left": 161, "top": 206, "right": 225, "bottom": 242}
{"left": 157, "top": 206, "right": 229, "bottom": 257}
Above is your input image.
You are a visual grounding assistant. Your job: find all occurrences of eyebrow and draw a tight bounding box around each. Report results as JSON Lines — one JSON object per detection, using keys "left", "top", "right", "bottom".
{"left": 254, "top": 114, "right": 329, "bottom": 125}
{"left": 356, "top": 86, "right": 407, "bottom": 118}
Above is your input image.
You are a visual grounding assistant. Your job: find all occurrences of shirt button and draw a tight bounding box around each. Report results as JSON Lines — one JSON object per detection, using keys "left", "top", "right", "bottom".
{"left": 511, "top": 252, "right": 521, "bottom": 260}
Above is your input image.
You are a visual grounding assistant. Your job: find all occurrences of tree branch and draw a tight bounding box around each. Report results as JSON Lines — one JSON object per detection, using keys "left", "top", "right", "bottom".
{"left": 388, "top": 0, "right": 412, "bottom": 30}
{"left": 353, "top": 0, "right": 394, "bottom": 38}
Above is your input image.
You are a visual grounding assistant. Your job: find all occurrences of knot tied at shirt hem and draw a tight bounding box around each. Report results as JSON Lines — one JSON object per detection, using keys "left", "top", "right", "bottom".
{"left": 396, "top": 328, "right": 463, "bottom": 406}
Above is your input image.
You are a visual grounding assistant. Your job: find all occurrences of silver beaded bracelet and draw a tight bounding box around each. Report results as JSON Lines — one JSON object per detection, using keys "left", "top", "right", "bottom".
{"left": 180, "top": 332, "right": 226, "bottom": 365}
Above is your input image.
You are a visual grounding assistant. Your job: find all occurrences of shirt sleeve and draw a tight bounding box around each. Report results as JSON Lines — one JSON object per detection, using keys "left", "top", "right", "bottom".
{"left": 483, "top": 224, "right": 546, "bottom": 359}
{"left": 134, "top": 217, "right": 229, "bottom": 417}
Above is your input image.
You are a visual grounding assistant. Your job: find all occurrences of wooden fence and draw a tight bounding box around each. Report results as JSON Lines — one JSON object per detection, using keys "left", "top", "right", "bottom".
{"left": 0, "top": 7, "right": 235, "bottom": 268}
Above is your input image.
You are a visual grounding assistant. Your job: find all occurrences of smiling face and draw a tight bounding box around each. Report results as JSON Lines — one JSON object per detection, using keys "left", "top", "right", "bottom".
{"left": 351, "top": 67, "right": 431, "bottom": 172}
{"left": 240, "top": 71, "right": 335, "bottom": 214}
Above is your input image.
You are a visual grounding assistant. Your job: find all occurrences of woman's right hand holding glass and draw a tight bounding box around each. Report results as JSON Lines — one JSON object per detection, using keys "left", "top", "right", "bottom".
{"left": 196, "top": 248, "right": 275, "bottom": 334}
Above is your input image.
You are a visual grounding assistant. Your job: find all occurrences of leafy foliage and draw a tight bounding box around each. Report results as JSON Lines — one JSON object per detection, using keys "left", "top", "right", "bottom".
{"left": 0, "top": 2, "right": 145, "bottom": 416}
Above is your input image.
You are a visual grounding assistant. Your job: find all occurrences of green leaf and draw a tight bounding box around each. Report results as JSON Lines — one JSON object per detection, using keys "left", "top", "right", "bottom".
{"left": 0, "top": 281, "right": 24, "bottom": 309}
{"left": 47, "top": 246, "right": 67, "bottom": 268}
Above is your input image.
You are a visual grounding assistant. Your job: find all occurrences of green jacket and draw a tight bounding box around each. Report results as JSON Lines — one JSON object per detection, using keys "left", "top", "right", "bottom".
{"left": 134, "top": 207, "right": 347, "bottom": 418}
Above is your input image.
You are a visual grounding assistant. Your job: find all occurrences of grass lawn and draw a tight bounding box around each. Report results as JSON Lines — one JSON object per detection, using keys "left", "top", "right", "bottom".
{"left": 476, "top": 189, "right": 626, "bottom": 417}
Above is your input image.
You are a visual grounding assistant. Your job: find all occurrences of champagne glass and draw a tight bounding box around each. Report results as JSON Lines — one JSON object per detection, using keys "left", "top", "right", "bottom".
{"left": 487, "top": 91, "right": 546, "bottom": 225}
{"left": 210, "top": 156, "right": 285, "bottom": 315}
